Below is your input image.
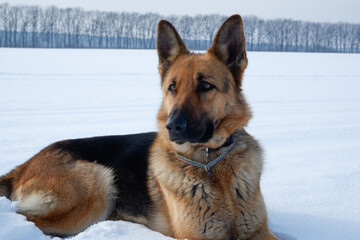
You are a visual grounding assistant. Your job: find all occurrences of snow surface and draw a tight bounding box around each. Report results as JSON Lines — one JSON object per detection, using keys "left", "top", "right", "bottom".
{"left": 0, "top": 48, "right": 360, "bottom": 240}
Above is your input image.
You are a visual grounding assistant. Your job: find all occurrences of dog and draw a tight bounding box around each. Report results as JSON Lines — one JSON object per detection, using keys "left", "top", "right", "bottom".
{"left": 0, "top": 15, "right": 278, "bottom": 240}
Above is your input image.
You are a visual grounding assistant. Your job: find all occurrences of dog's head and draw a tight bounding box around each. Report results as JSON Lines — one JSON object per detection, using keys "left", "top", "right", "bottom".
{"left": 156, "top": 15, "right": 251, "bottom": 151}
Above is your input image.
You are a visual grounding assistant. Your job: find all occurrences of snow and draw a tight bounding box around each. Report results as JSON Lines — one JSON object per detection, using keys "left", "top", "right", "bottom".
{"left": 0, "top": 198, "right": 50, "bottom": 240}
{"left": 0, "top": 48, "right": 360, "bottom": 240}
{"left": 70, "top": 221, "right": 174, "bottom": 240}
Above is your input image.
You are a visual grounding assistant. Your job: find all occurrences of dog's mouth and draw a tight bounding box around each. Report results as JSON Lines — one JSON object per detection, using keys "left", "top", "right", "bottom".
{"left": 168, "top": 120, "right": 214, "bottom": 145}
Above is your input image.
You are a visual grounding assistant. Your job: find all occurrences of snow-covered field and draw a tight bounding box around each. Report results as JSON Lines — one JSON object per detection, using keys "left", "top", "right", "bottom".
{"left": 0, "top": 48, "right": 359, "bottom": 240}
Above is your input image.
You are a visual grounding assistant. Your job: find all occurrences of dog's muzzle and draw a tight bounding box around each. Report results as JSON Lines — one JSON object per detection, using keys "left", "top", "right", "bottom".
{"left": 166, "top": 109, "right": 214, "bottom": 144}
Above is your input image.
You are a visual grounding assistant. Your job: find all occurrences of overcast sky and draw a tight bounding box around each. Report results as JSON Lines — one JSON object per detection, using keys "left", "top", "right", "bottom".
{"left": 1, "top": 0, "right": 359, "bottom": 23}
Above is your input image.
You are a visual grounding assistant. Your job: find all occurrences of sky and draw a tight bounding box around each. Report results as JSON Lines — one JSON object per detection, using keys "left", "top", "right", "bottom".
{"left": 0, "top": 0, "right": 360, "bottom": 23}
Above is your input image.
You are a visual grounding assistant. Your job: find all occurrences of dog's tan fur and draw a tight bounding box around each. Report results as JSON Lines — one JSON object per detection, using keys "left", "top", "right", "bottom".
{"left": 0, "top": 15, "right": 278, "bottom": 240}
{"left": 149, "top": 130, "right": 274, "bottom": 239}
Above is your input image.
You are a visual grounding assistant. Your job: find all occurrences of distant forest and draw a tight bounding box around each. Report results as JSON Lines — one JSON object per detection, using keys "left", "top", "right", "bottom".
{"left": 0, "top": 3, "right": 359, "bottom": 53}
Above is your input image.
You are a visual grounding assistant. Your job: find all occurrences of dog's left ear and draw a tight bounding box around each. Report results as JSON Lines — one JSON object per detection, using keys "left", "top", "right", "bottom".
{"left": 157, "top": 20, "right": 188, "bottom": 78}
{"left": 209, "top": 15, "right": 248, "bottom": 86}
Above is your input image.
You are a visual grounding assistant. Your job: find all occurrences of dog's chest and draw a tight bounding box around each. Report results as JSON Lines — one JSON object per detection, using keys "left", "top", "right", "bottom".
{"left": 158, "top": 165, "right": 261, "bottom": 239}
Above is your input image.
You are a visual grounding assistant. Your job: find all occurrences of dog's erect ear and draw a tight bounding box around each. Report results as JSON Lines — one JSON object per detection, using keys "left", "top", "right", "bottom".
{"left": 209, "top": 15, "right": 248, "bottom": 86}
{"left": 157, "top": 20, "right": 188, "bottom": 78}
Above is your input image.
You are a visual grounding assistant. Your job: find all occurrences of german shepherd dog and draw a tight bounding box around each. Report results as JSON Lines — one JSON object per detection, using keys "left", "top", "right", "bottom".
{"left": 0, "top": 15, "right": 278, "bottom": 240}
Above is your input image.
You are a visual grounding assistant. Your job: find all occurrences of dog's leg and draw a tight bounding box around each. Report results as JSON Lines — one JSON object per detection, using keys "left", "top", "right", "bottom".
{"left": 11, "top": 161, "right": 117, "bottom": 236}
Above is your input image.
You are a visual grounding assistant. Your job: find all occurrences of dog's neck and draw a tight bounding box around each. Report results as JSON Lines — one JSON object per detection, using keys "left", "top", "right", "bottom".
{"left": 172, "top": 134, "right": 235, "bottom": 165}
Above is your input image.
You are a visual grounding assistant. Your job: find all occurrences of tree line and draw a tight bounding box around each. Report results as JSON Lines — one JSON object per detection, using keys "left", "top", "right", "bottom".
{"left": 0, "top": 3, "right": 359, "bottom": 53}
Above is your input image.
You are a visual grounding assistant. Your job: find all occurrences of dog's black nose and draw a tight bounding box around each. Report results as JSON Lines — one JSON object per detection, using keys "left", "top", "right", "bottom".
{"left": 166, "top": 114, "right": 187, "bottom": 133}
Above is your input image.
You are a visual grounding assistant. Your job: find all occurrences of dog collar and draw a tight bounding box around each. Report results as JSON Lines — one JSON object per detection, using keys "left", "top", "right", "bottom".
{"left": 208, "top": 134, "right": 234, "bottom": 152}
{"left": 176, "top": 135, "right": 235, "bottom": 172}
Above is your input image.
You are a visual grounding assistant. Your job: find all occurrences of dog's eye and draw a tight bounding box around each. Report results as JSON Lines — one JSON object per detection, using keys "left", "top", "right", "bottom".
{"left": 168, "top": 83, "right": 176, "bottom": 93}
{"left": 198, "top": 81, "right": 214, "bottom": 92}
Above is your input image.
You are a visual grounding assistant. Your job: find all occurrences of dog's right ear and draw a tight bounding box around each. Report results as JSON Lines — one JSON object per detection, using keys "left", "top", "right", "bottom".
{"left": 157, "top": 20, "right": 188, "bottom": 78}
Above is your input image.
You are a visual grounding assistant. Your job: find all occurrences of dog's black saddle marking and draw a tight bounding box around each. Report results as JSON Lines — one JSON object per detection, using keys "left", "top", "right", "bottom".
{"left": 54, "top": 132, "right": 157, "bottom": 218}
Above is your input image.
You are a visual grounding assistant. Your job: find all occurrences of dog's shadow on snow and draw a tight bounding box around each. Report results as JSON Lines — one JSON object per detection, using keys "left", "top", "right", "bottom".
{"left": 274, "top": 232, "right": 297, "bottom": 240}
{"left": 269, "top": 211, "right": 360, "bottom": 240}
